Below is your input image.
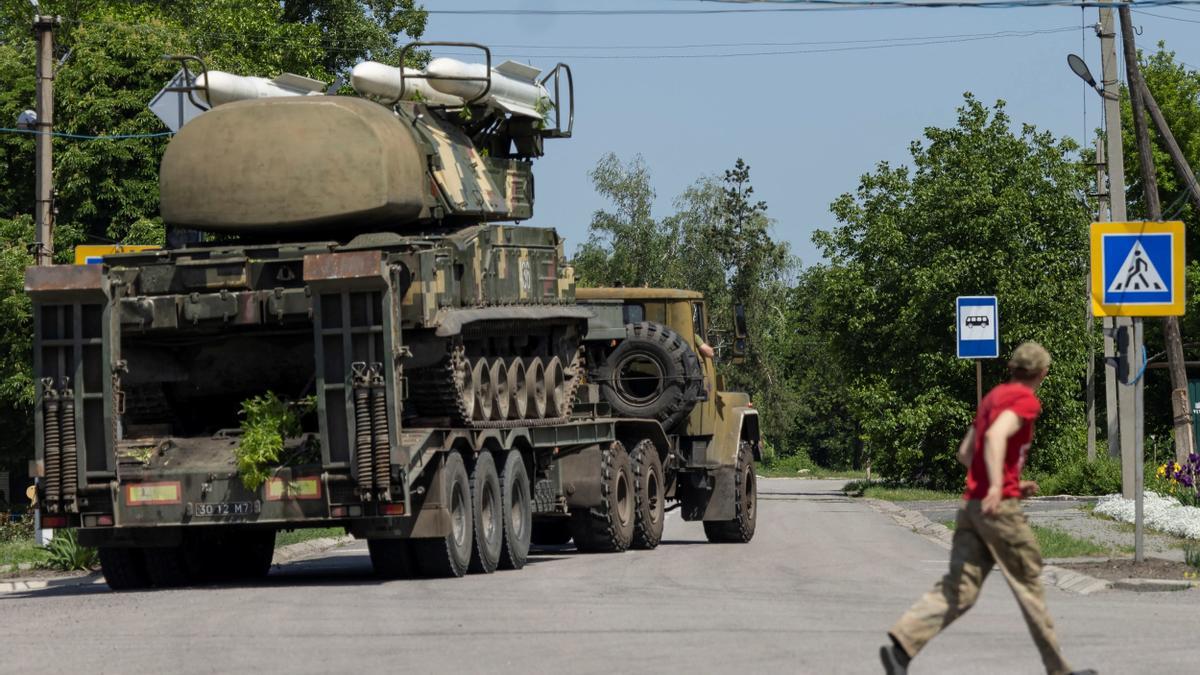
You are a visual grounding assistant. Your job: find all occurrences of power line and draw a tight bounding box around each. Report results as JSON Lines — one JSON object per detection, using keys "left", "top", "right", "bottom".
{"left": 1134, "top": 8, "right": 1200, "bottom": 22}
{"left": 0, "top": 127, "right": 172, "bottom": 141}
{"left": 420, "top": 0, "right": 1200, "bottom": 15}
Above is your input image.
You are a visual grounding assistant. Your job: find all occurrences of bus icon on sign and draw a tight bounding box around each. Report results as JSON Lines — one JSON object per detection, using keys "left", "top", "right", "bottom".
{"left": 965, "top": 315, "right": 989, "bottom": 328}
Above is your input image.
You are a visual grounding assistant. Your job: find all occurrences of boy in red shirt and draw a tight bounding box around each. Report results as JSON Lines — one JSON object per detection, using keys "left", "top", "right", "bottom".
{"left": 880, "top": 343, "right": 1094, "bottom": 675}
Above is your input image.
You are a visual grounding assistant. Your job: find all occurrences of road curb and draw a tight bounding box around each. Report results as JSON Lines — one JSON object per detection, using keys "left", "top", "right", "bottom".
{"left": 1110, "top": 578, "right": 1200, "bottom": 592}
{"left": 0, "top": 535, "right": 354, "bottom": 594}
{"left": 861, "top": 498, "right": 1112, "bottom": 595}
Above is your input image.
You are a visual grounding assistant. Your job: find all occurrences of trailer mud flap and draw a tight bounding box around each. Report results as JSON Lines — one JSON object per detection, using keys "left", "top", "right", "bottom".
{"left": 678, "top": 466, "right": 736, "bottom": 522}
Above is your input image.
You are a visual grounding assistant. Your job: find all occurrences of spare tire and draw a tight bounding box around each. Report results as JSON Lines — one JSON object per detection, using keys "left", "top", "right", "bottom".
{"left": 596, "top": 322, "right": 703, "bottom": 430}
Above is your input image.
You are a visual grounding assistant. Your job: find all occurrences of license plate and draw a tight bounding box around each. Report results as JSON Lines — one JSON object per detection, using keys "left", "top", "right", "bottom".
{"left": 188, "top": 501, "right": 255, "bottom": 517}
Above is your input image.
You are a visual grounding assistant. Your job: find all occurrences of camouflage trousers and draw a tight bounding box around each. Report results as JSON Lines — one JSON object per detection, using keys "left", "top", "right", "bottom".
{"left": 888, "top": 499, "right": 1072, "bottom": 675}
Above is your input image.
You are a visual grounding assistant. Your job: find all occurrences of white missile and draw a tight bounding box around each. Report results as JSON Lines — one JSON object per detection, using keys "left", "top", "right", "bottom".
{"left": 349, "top": 61, "right": 463, "bottom": 106}
{"left": 425, "top": 57, "right": 550, "bottom": 119}
{"left": 195, "top": 71, "right": 325, "bottom": 108}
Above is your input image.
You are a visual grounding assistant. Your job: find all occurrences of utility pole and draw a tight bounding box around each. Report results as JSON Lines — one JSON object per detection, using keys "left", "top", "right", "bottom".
{"left": 1088, "top": 136, "right": 1107, "bottom": 462}
{"left": 1118, "top": 6, "right": 1192, "bottom": 470}
{"left": 1097, "top": 7, "right": 1125, "bottom": 464}
{"left": 33, "top": 14, "right": 59, "bottom": 267}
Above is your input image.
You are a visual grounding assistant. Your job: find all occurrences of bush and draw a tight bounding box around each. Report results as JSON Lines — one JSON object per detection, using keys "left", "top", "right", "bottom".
{"left": 1038, "top": 454, "right": 1121, "bottom": 496}
{"left": 42, "top": 528, "right": 98, "bottom": 571}
{"left": 0, "top": 513, "right": 34, "bottom": 544}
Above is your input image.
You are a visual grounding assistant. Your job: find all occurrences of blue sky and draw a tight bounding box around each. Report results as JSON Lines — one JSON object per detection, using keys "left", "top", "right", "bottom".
{"left": 421, "top": 2, "right": 1200, "bottom": 266}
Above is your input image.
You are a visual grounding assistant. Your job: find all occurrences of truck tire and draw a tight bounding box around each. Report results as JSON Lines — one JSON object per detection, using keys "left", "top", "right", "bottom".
{"left": 497, "top": 450, "right": 532, "bottom": 570}
{"left": 414, "top": 451, "right": 473, "bottom": 578}
{"left": 703, "top": 442, "right": 757, "bottom": 544}
{"left": 144, "top": 546, "right": 193, "bottom": 588}
{"left": 596, "top": 322, "right": 702, "bottom": 431}
{"left": 369, "top": 539, "right": 416, "bottom": 579}
{"left": 530, "top": 518, "right": 572, "bottom": 546}
{"left": 570, "top": 440, "right": 635, "bottom": 553}
{"left": 99, "top": 547, "right": 151, "bottom": 591}
{"left": 468, "top": 451, "right": 503, "bottom": 574}
{"left": 630, "top": 439, "right": 665, "bottom": 550}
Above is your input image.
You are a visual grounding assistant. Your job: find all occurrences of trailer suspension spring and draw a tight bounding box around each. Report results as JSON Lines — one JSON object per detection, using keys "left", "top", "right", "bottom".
{"left": 40, "top": 378, "right": 61, "bottom": 513}
{"left": 351, "top": 362, "right": 374, "bottom": 497}
{"left": 58, "top": 377, "right": 78, "bottom": 507}
{"left": 369, "top": 363, "right": 391, "bottom": 499}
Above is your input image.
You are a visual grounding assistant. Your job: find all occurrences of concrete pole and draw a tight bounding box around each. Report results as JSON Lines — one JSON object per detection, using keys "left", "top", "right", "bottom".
{"left": 1097, "top": 7, "right": 1125, "bottom": 461}
{"left": 33, "top": 15, "right": 58, "bottom": 267}
{"left": 1088, "top": 137, "right": 1106, "bottom": 462}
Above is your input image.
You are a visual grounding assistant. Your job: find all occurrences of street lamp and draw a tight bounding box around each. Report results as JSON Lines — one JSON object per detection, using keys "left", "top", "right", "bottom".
{"left": 1067, "top": 54, "right": 1103, "bottom": 95}
{"left": 15, "top": 109, "right": 36, "bottom": 130}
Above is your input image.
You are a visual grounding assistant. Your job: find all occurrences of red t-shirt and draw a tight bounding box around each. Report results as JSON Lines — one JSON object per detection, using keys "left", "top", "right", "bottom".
{"left": 964, "top": 382, "right": 1041, "bottom": 500}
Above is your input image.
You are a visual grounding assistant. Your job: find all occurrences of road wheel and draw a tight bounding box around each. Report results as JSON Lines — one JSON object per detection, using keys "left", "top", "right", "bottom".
{"left": 596, "top": 322, "right": 703, "bottom": 431}
{"left": 570, "top": 440, "right": 635, "bottom": 553}
{"left": 704, "top": 441, "right": 757, "bottom": 544}
{"left": 369, "top": 539, "right": 416, "bottom": 579}
{"left": 467, "top": 451, "right": 503, "bottom": 574}
{"left": 497, "top": 450, "right": 532, "bottom": 570}
{"left": 144, "top": 545, "right": 193, "bottom": 588}
{"left": 414, "top": 451, "right": 473, "bottom": 578}
{"left": 630, "top": 439, "right": 665, "bottom": 550}
{"left": 530, "top": 518, "right": 572, "bottom": 546}
{"left": 99, "top": 547, "right": 150, "bottom": 591}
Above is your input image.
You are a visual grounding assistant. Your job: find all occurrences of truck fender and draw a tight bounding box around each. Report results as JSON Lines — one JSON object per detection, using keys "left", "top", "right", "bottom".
{"left": 724, "top": 408, "right": 761, "bottom": 462}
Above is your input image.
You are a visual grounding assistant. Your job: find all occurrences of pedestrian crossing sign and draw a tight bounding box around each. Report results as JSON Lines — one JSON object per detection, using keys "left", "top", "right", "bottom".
{"left": 1090, "top": 221, "right": 1185, "bottom": 317}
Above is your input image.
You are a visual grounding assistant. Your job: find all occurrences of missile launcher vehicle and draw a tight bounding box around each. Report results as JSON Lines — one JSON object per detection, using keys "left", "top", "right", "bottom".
{"left": 26, "top": 43, "right": 758, "bottom": 589}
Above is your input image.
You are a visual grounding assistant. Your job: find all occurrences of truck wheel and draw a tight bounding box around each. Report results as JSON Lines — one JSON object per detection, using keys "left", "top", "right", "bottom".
{"left": 497, "top": 450, "right": 532, "bottom": 570}
{"left": 530, "top": 518, "right": 572, "bottom": 546}
{"left": 369, "top": 539, "right": 416, "bottom": 579}
{"left": 596, "top": 322, "right": 702, "bottom": 431}
{"left": 468, "top": 451, "right": 503, "bottom": 574}
{"left": 630, "top": 439, "right": 665, "bottom": 550}
{"left": 144, "top": 546, "right": 194, "bottom": 588}
{"left": 703, "top": 442, "right": 757, "bottom": 544}
{"left": 99, "top": 547, "right": 150, "bottom": 591}
{"left": 414, "top": 451, "right": 473, "bottom": 578}
{"left": 570, "top": 440, "right": 635, "bottom": 553}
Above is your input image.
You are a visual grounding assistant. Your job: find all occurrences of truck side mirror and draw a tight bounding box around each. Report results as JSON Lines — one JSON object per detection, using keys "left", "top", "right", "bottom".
{"left": 731, "top": 304, "right": 748, "bottom": 363}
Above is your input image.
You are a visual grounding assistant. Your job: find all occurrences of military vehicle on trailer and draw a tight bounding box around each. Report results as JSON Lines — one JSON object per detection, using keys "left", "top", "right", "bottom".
{"left": 26, "top": 43, "right": 757, "bottom": 590}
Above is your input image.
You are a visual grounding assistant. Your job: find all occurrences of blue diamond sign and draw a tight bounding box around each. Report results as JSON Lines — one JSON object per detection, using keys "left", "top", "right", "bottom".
{"left": 1090, "top": 221, "right": 1185, "bottom": 317}
{"left": 957, "top": 296, "right": 999, "bottom": 359}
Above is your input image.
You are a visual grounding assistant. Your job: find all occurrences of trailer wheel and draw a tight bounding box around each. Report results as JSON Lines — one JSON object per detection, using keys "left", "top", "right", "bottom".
{"left": 703, "top": 441, "right": 757, "bottom": 544}
{"left": 369, "top": 539, "right": 416, "bottom": 579}
{"left": 229, "top": 530, "right": 275, "bottom": 579}
{"left": 630, "top": 439, "right": 665, "bottom": 550}
{"left": 144, "top": 546, "right": 193, "bottom": 588}
{"left": 99, "top": 547, "right": 150, "bottom": 591}
{"left": 414, "top": 451, "right": 473, "bottom": 578}
{"left": 497, "top": 450, "right": 532, "bottom": 570}
{"left": 530, "top": 518, "right": 572, "bottom": 546}
{"left": 570, "top": 440, "right": 635, "bottom": 553}
{"left": 468, "top": 451, "right": 503, "bottom": 574}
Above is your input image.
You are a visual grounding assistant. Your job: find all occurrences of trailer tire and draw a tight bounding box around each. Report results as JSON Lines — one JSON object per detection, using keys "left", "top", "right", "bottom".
{"left": 597, "top": 322, "right": 702, "bottom": 431}
{"left": 570, "top": 440, "right": 635, "bottom": 553}
{"left": 369, "top": 539, "right": 416, "bottom": 579}
{"left": 99, "top": 547, "right": 150, "bottom": 591}
{"left": 630, "top": 439, "right": 665, "bottom": 550}
{"left": 468, "top": 451, "right": 503, "bottom": 574}
{"left": 530, "top": 518, "right": 572, "bottom": 546}
{"left": 229, "top": 530, "right": 275, "bottom": 579}
{"left": 144, "top": 546, "right": 193, "bottom": 588}
{"left": 703, "top": 441, "right": 757, "bottom": 544}
{"left": 414, "top": 451, "right": 473, "bottom": 578}
{"left": 497, "top": 450, "right": 532, "bottom": 570}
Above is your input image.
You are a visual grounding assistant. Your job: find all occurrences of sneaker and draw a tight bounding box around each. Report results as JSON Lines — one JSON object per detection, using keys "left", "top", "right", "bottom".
{"left": 879, "top": 644, "right": 909, "bottom": 675}
{"left": 1068, "top": 671, "right": 1098, "bottom": 675}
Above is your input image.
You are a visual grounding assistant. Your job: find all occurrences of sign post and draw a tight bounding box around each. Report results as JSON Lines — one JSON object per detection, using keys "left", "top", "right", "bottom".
{"left": 1090, "top": 220, "right": 1186, "bottom": 563}
{"left": 956, "top": 296, "right": 1000, "bottom": 406}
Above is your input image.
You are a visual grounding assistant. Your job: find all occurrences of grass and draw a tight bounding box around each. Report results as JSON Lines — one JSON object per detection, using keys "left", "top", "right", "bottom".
{"left": 843, "top": 480, "right": 959, "bottom": 502}
{"left": 275, "top": 526, "right": 345, "bottom": 548}
{"left": 940, "top": 519, "right": 1109, "bottom": 558}
{"left": 0, "top": 539, "right": 49, "bottom": 569}
{"left": 757, "top": 453, "right": 865, "bottom": 479}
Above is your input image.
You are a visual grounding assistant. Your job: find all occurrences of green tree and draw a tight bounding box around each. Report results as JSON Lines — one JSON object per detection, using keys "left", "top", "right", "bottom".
{"left": 813, "top": 95, "right": 1092, "bottom": 488}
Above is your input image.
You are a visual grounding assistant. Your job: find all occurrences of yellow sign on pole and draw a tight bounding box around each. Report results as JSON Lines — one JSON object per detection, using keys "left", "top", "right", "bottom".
{"left": 73, "top": 244, "right": 159, "bottom": 266}
{"left": 1090, "top": 221, "right": 1185, "bottom": 317}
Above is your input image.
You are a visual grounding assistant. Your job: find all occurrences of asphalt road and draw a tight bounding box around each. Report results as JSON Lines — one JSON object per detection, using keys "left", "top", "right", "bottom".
{"left": 1, "top": 479, "right": 1193, "bottom": 674}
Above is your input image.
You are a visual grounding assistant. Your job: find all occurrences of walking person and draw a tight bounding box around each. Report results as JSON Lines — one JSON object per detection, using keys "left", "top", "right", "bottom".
{"left": 879, "top": 342, "right": 1095, "bottom": 675}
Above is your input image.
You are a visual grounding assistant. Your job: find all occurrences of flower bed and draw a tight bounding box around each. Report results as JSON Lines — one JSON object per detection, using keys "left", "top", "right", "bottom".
{"left": 1094, "top": 491, "right": 1200, "bottom": 540}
